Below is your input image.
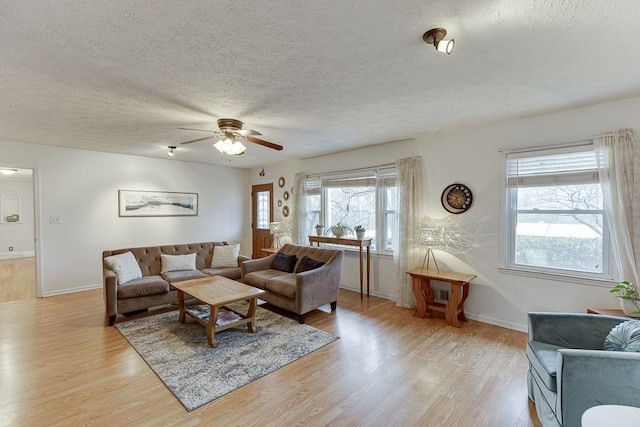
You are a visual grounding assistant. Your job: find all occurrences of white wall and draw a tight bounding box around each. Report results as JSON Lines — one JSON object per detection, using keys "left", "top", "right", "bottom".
{"left": 0, "top": 173, "right": 35, "bottom": 258}
{"left": 294, "top": 97, "right": 640, "bottom": 331}
{"left": 0, "top": 140, "right": 250, "bottom": 296}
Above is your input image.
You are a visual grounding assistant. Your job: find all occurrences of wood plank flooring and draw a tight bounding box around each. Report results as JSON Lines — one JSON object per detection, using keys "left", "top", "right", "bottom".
{"left": 0, "top": 279, "right": 541, "bottom": 426}
{"left": 0, "top": 257, "right": 36, "bottom": 303}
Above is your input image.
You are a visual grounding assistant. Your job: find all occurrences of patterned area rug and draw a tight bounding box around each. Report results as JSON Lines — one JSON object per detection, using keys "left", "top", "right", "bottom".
{"left": 116, "top": 304, "right": 338, "bottom": 411}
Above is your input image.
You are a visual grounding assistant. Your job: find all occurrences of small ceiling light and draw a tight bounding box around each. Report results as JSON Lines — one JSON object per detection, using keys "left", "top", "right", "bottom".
{"left": 0, "top": 168, "right": 18, "bottom": 175}
{"left": 423, "top": 27, "right": 455, "bottom": 55}
{"left": 167, "top": 146, "right": 176, "bottom": 157}
{"left": 213, "top": 135, "right": 247, "bottom": 156}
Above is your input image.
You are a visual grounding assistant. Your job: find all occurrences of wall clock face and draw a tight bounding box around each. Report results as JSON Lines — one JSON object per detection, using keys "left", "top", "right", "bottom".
{"left": 441, "top": 183, "right": 473, "bottom": 214}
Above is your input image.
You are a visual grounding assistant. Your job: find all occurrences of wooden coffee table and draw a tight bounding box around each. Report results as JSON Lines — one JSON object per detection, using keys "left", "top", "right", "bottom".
{"left": 172, "top": 276, "right": 266, "bottom": 347}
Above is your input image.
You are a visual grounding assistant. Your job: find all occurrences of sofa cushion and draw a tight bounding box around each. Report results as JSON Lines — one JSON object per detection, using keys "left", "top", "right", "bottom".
{"left": 117, "top": 275, "right": 170, "bottom": 299}
{"left": 202, "top": 267, "right": 242, "bottom": 280}
{"left": 265, "top": 274, "right": 297, "bottom": 299}
{"left": 161, "top": 253, "right": 197, "bottom": 273}
{"left": 604, "top": 320, "right": 640, "bottom": 352}
{"left": 526, "top": 341, "right": 563, "bottom": 393}
{"left": 243, "top": 269, "right": 290, "bottom": 289}
{"left": 162, "top": 269, "right": 209, "bottom": 283}
{"left": 271, "top": 252, "right": 297, "bottom": 273}
{"left": 211, "top": 244, "right": 240, "bottom": 268}
{"left": 104, "top": 251, "right": 142, "bottom": 284}
{"left": 295, "top": 256, "right": 325, "bottom": 273}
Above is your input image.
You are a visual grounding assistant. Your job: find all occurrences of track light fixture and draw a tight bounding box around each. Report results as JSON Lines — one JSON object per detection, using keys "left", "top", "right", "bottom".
{"left": 167, "top": 146, "right": 176, "bottom": 157}
{"left": 423, "top": 28, "right": 455, "bottom": 55}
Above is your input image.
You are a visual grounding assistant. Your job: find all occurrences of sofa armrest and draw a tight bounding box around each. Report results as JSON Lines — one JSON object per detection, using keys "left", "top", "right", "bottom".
{"left": 241, "top": 254, "right": 276, "bottom": 278}
{"left": 295, "top": 251, "right": 344, "bottom": 314}
{"left": 556, "top": 349, "right": 640, "bottom": 426}
{"left": 528, "top": 312, "right": 626, "bottom": 349}
{"left": 103, "top": 268, "right": 118, "bottom": 319}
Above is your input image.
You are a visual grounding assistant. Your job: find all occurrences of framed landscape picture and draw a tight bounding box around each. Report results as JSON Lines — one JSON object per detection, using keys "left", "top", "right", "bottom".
{"left": 118, "top": 190, "right": 198, "bottom": 217}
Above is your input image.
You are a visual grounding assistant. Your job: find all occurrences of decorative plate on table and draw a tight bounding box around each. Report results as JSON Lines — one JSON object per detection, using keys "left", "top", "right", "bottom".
{"left": 441, "top": 183, "right": 473, "bottom": 214}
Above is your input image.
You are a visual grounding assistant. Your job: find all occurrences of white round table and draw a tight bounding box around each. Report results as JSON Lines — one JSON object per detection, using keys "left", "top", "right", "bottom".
{"left": 582, "top": 405, "right": 640, "bottom": 426}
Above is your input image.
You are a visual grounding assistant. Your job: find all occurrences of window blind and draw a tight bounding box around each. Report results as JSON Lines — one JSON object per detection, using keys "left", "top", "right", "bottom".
{"left": 506, "top": 144, "right": 599, "bottom": 187}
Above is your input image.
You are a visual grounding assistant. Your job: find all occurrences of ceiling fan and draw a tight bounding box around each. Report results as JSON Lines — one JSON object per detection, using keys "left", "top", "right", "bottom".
{"left": 178, "top": 118, "right": 283, "bottom": 155}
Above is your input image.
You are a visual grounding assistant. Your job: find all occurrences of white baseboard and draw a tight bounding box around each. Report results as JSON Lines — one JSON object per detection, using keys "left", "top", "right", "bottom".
{"left": 465, "top": 312, "right": 527, "bottom": 332}
{"left": 0, "top": 250, "right": 35, "bottom": 260}
{"left": 42, "top": 283, "right": 102, "bottom": 297}
{"left": 339, "top": 283, "right": 393, "bottom": 300}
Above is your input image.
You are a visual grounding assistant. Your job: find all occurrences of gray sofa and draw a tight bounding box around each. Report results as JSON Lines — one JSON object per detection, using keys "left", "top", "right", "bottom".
{"left": 526, "top": 312, "right": 640, "bottom": 427}
{"left": 241, "top": 243, "right": 344, "bottom": 323}
{"left": 103, "top": 241, "right": 248, "bottom": 325}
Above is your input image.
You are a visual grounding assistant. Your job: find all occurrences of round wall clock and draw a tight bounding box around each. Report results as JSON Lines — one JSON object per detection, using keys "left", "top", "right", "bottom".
{"left": 441, "top": 183, "right": 473, "bottom": 214}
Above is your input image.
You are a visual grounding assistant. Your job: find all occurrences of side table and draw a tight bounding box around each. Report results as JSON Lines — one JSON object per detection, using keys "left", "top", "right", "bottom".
{"left": 587, "top": 308, "right": 626, "bottom": 317}
{"left": 406, "top": 267, "right": 476, "bottom": 328}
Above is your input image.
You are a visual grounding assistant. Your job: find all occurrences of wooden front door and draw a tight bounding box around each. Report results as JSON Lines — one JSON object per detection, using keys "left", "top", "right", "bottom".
{"left": 251, "top": 183, "right": 274, "bottom": 258}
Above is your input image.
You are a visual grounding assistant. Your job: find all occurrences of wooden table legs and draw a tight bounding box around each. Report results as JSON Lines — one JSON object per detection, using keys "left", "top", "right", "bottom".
{"left": 411, "top": 276, "right": 470, "bottom": 328}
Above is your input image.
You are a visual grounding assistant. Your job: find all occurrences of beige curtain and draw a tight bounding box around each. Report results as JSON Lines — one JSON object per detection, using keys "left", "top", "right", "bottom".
{"left": 594, "top": 129, "right": 640, "bottom": 284}
{"left": 393, "top": 156, "right": 424, "bottom": 308}
{"left": 291, "top": 172, "right": 307, "bottom": 245}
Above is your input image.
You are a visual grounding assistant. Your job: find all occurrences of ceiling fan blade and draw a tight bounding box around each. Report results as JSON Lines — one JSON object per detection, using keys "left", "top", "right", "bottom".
{"left": 246, "top": 136, "right": 283, "bottom": 151}
{"left": 177, "top": 127, "right": 219, "bottom": 133}
{"left": 180, "top": 135, "right": 217, "bottom": 145}
{"left": 236, "top": 128, "right": 262, "bottom": 136}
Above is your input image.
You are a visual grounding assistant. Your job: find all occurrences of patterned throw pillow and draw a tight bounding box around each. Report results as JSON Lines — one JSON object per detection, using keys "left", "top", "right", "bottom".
{"left": 271, "top": 252, "right": 297, "bottom": 273}
{"left": 104, "top": 251, "right": 142, "bottom": 284}
{"left": 161, "top": 253, "right": 197, "bottom": 273}
{"left": 604, "top": 320, "right": 640, "bottom": 352}
{"left": 211, "top": 244, "right": 240, "bottom": 268}
{"left": 295, "top": 255, "right": 325, "bottom": 273}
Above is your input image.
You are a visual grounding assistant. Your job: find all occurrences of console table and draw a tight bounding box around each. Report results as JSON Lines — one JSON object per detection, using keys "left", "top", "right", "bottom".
{"left": 308, "top": 235, "right": 372, "bottom": 299}
{"left": 406, "top": 267, "right": 476, "bottom": 328}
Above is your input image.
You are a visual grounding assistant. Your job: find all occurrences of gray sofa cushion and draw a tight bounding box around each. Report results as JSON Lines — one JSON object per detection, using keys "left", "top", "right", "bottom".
{"left": 116, "top": 275, "right": 170, "bottom": 299}
{"left": 243, "top": 269, "right": 289, "bottom": 289}
{"left": 161, "top": 270, "right": 209, "bottom": 283}
{"left": 527, "top": 340, "right": 562, "bottom": 392}
{"left": 265, "top": 274, "right": 297, "bottom": 299}
{"left": 604, "top": 320, "right": 640, "bottom": 352}
{"left": 202, "top": 267, "right": 242, "bottom": 280}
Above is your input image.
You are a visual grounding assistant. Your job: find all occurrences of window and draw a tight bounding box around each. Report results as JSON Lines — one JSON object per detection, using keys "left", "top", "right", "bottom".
{"left": 304, "top": 167, "right": 396, "bottom": 253}
{"left": 504, "top": 144, "right": 611, "bottom": 279}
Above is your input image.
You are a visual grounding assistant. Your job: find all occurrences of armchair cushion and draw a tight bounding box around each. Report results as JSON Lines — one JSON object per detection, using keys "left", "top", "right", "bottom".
{"left": 604, "top": 320, "right": 640, "bottom": 352}
{"left": 271, "top": 252, "right": 297, "bottom": 273}
{"left": 527, "top": 341, "right": 562, "bottom": 392}
{"left": 295, "top": 256, "right": 325, "bottom": 273}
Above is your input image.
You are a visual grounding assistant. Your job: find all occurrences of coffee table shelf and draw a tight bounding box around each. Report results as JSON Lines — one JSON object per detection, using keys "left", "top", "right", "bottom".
{"left": 173, "top": 276, "right": 266, "bottom": 347}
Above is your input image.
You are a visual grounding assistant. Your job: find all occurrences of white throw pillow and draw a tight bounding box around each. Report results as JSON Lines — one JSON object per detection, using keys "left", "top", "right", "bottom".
{"left": 104, "top": 251, "right": 142, "bottom": 284}
{"left": 161, "top": 253, "right": 197, "bottom": 273}
{"left": 211, "top": 244, "right": 240, "bottom": 268}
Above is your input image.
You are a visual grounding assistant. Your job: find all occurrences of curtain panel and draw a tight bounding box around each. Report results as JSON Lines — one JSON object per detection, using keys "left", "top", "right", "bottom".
{"left": 594, "top": 129, "right": 640, "bottom": 284}
{"left": 393, "top": 156, "right": 424, "bottom": 308}
{"left": 291, "top": 172, "right": 307, "bottom": 245}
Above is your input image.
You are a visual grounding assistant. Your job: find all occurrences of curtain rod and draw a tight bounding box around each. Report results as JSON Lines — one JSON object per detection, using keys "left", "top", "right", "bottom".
{"left": 306, "top": 162, "right": 396, "bottom": 179}
{"left": 498, "top": 132, "right": 614, "bottom": 154}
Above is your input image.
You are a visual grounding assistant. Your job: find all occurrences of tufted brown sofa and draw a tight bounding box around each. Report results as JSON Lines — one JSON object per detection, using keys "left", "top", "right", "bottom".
{"left": 103, "top": 241, "right": 248, "bottom": 325}
{"left": 241, "top": 243, "right": 344, "bottom": 323}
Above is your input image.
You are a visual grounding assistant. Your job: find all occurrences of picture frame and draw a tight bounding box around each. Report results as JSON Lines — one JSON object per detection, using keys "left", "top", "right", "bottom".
{"left": 118, "top": 190, "right": 198, "bottom": 217}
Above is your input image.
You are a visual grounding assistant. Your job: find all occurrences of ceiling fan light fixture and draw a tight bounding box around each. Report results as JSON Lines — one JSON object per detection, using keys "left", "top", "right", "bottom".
{"left": 423, "top": 27, "right": 455, "bottom": 55}
{"left": 213, "top": 138, "right": 246, "bottom": 155}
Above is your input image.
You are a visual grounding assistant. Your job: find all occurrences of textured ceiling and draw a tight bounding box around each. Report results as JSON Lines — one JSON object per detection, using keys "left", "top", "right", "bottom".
{"left": 1, "top": 1, "right": 640, "bottom": 168}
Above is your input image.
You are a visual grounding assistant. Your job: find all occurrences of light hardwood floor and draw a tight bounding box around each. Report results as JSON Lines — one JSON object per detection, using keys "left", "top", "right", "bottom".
{"left": 0, "top": 257, "right": 36, "bottom": 303}
{"left": 0, "top": 278, "right": 541, "bottom": 426}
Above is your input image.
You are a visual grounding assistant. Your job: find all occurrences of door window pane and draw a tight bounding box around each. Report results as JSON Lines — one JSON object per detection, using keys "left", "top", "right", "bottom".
{"left": 256, "top": 191, "right": 270, "bottom": 229}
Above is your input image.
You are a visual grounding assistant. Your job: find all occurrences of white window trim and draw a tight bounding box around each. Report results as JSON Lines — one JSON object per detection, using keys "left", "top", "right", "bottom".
{"left": 501, "top": 142, "right": 613, "bottom": 282}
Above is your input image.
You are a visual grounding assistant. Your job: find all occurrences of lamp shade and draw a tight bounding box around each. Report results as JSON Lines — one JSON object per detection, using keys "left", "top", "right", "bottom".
{"left": 214, "top": 138, "right": 246, "bottom": 155}
{"left": 418, "top": 227, "right": 446, "bottom": 248}
{"left": 437, "top": 38, "right": 455, "bottom": 54}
